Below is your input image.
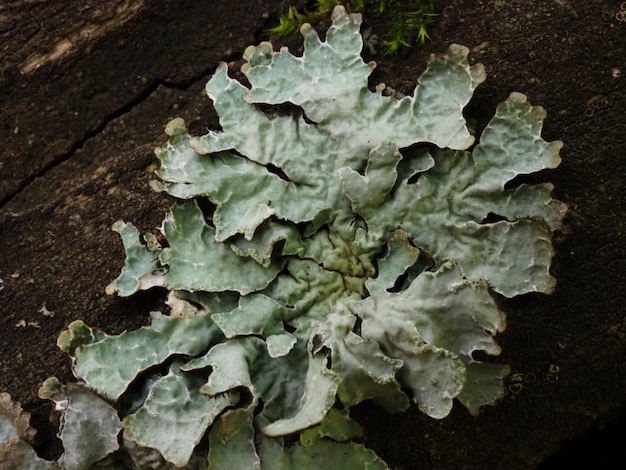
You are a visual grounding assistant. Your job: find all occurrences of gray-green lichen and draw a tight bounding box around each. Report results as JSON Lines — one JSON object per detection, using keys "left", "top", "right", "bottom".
{"left": 2, "top": 6, "right": 565, "bottom": 469}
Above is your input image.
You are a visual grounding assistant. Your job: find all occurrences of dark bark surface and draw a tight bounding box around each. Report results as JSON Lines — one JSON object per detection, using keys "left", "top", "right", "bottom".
{"left": 1, "top": 0, "right": 624, "bottom": 468}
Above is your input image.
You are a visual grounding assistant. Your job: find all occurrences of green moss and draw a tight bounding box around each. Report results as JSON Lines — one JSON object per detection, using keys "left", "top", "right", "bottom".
{"left": 269, "top": 0, "right": 436, "bottom": 54}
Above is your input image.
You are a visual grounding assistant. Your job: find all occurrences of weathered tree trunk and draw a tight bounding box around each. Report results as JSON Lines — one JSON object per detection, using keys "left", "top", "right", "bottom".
{"left": 1, "top": 1, "right": 624, "bottom": 468}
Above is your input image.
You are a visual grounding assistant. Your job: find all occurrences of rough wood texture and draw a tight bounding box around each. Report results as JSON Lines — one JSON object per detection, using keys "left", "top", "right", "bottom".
{"left": 1, "top": 0, "right": 624, "bottom": 467}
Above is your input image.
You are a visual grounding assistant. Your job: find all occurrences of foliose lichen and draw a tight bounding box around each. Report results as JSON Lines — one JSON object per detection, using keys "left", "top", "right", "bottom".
{"left": 1, "top": 6, "right": 565, "bottom": 469}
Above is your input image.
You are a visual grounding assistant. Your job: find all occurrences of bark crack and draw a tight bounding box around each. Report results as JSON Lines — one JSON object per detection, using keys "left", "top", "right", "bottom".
{"left": 0, "top": 51, "right": 243, "bottom": 212}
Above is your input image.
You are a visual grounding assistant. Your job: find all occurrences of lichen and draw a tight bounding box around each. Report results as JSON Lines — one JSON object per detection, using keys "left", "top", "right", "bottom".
{"left": 2, "top": 6, "right": 565, "bottom": 469}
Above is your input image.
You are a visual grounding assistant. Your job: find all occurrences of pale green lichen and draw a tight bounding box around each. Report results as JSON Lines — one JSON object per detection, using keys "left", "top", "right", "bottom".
{"left": 3, "top": 5, "right": 565, "bottom": 469}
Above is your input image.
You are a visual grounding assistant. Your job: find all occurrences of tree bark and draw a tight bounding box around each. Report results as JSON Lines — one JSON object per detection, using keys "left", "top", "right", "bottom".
{"left": 1, "top": 0, "right": 624, "bottom": 468}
